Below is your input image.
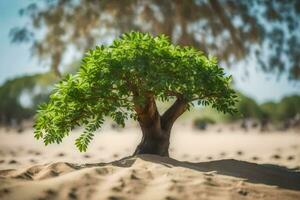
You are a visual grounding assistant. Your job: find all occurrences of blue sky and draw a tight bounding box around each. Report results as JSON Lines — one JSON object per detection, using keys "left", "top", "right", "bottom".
{"left": 0, "top": 1, "right": 48, "bottom": 85}
{"left": 0, "top": 1, "right": 299, "bottom": 103}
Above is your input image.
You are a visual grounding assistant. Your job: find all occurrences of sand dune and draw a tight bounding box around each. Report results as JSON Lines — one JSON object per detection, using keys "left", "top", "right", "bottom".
{"left": 0, "top": 155, "right": 300, "bottom": 200}
{"left": 0, "top": 124, "right": 300, "bottom": 199}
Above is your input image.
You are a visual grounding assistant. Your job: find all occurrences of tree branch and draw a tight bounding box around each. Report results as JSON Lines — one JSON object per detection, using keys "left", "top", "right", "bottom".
{"left": 133, "top": 93, "right": 161, "bottom": 129}
{"left": 161, "top": 98, "right": 188, "bottom": 130}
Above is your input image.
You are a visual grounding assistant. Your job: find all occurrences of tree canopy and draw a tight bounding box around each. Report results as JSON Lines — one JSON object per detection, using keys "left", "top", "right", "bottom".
{"left": 34, "top": 32, "right": 237, "bottom": 151}
{"left": 11, "top": 0, "right": 300, "bottom": 80}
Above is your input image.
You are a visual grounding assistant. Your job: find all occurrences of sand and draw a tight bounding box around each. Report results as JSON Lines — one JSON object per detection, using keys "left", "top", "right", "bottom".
{"left": 0, "top": 122, "right": 299, "bottom": 199}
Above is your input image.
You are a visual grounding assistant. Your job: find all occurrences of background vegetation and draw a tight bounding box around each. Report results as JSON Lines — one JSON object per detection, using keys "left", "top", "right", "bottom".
{"left": 1, "top": 0, "right": 299, "bottom": 130}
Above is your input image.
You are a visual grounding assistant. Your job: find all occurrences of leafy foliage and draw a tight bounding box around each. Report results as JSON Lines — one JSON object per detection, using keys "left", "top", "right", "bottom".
{"left": 34, "top": 32, "right": 237, "bottom": 151}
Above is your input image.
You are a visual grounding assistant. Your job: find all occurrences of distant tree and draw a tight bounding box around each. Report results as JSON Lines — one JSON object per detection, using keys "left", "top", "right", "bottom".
{"left": 259, "top": 101, "right": 277, "bottom": 130}
{"left": 260, "top": 102, "right": 278, "bottom": 122}
{"left": 260, "top": 96, "right": 300, "bottom": 129}
{"left": 261, "top": 96, "right": 300, "bottom": 122}
{"left": 34, "top": 32, "right": 237, "bottom": 155}
{"left": 228, "top": 93, "right": 262, "bottom": 120}
{"left": 277, "top": 95, "right": 300, "bottom": 121}
{"left": 193, "top": 117, "right": 216, "bottom": 130}
{"left": 11, "top": 0, "right": 300, "bottom": 79}
{"left": 0, "top": 73, "right": 56, "bottom": 126}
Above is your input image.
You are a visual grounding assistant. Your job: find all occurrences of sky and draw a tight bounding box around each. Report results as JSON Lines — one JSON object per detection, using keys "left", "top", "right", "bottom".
{"left": 0, "top": 1, "right": 299, "bottom": 104}
{"left": 0, "top": 1, "right": 48, "bottom": 84}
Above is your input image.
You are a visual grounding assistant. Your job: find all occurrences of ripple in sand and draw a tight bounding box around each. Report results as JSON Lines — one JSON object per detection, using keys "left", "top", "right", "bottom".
{"left": 36, "top": 189, "right": 57, "bottom": 200}
{"left": 83, "top": 154, "right": 91, "bottom": 158}
{"left": 56, "top": 152, "right": 65, "bottom": 157}
{"left": 68, "top": 188, "right": 77, "bottom": 200}
{"left": 271, "top": 154, "right": 281, "bottom": 159}
{"left": 287, "top": 155, "right": 295, "bottom": 161}
{"left": 220, "top": 152, "right": 226, "bottom": 157}
{"left": 1, "top": 188, "right": 10, "bottom": 194}
{"left": 130, "top": 173, "right": 139, "bottom": 180}
{"left": 165, "top": 196, "right": 177, "bottom": 200}
{"left": 206, "top": 156, "right": 213, "bottom": 160}
{"left": 237, "top": 188, "right": 248, "bottom": 196}
{"left": 0, "top": 188, "right": 10, "bottom": 199}
{"left": 113, "top": 153, "right": 119, "bottom": 158}
{"left": 95, "top": 167, "right": 112, "bottom": 175}
{"left": 9, "top": 160, "right": 18, "bottom": 164}
{"left": 108, "top": 196, "right": 125, "bottom": 200}
{"left": 252, "top": 156, "right": 259, "bottom": 161}
{"left": 45, "top": 189, "right": 56, "bottom": 196}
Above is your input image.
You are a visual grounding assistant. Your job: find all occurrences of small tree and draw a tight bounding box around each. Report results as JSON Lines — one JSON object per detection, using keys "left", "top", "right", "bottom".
{"left": 34, "top": 32, "right": 237, "bottom": 156}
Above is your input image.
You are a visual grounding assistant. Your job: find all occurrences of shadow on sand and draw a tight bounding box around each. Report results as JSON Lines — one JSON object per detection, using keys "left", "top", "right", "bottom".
{"left": 113, "top": 154, "right": 300, "bottom": 191}
{"left": 1, "top": 154, "right": 299, "bottom": 192}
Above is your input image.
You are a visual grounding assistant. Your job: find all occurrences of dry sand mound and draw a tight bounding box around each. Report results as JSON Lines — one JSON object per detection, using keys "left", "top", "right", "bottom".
{"left": 0, "top": 155, "right": 300, "bottom": 200}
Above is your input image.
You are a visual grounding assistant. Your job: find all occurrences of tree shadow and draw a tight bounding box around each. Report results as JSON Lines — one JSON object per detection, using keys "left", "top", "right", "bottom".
{"left": 139, "top": 155, "right": 300, "bottom": 191}
{"left": 77, "top": 154, "right": 300, "bottom": 191}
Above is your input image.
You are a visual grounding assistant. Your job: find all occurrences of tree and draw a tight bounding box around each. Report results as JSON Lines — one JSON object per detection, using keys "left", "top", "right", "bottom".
{"left": 276, "top": 95, "right": 300, "bottom": 121}
{"left": 260, "top": 96, "right": 300, "bottom": 123}
{"left": 34, "top": 32, "right": 237, "bottom": 156}
{"left": 12, "top": 0, "right": 300, "bottom": 79}
{"left": 229, "top": 93, "right": 263, "bottom": 121}
{"left": 0, "top": 73, "right": 56, "bottom": 126}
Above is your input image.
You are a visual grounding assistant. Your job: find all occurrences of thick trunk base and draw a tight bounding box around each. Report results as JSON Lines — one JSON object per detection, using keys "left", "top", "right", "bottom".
{"left": 133, "top": 131, "right": 170, "bottom": 157}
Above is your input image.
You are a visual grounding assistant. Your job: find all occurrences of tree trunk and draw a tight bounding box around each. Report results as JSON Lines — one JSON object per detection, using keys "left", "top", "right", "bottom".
{"left": 134, "top": 125, "right": 171, "bottom": 156}
{"left": 132, "top": 94, "right": 187, "bottom": 157}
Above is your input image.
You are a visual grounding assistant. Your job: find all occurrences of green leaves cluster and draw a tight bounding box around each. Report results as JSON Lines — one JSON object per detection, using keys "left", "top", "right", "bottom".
{"left": 34, "top": 31, "right": 237, "bottom": 151}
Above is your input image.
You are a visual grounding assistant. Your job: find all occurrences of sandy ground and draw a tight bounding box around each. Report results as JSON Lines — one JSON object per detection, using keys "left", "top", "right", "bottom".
{"left": 0, "top": 122, "right": 299, "bottom": 200}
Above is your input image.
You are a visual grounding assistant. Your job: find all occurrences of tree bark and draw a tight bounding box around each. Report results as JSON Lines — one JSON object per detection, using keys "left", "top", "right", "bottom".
{"left": 133, "top": 96, "right": 188, "bottom": 157}
{"left": 134, "top": 124, "right": 171, "bottom": 156}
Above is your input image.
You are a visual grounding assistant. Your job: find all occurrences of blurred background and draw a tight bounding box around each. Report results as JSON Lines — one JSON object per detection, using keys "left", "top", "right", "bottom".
{"left": 0, "top": 1, "right": 300, "bottom": 169}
